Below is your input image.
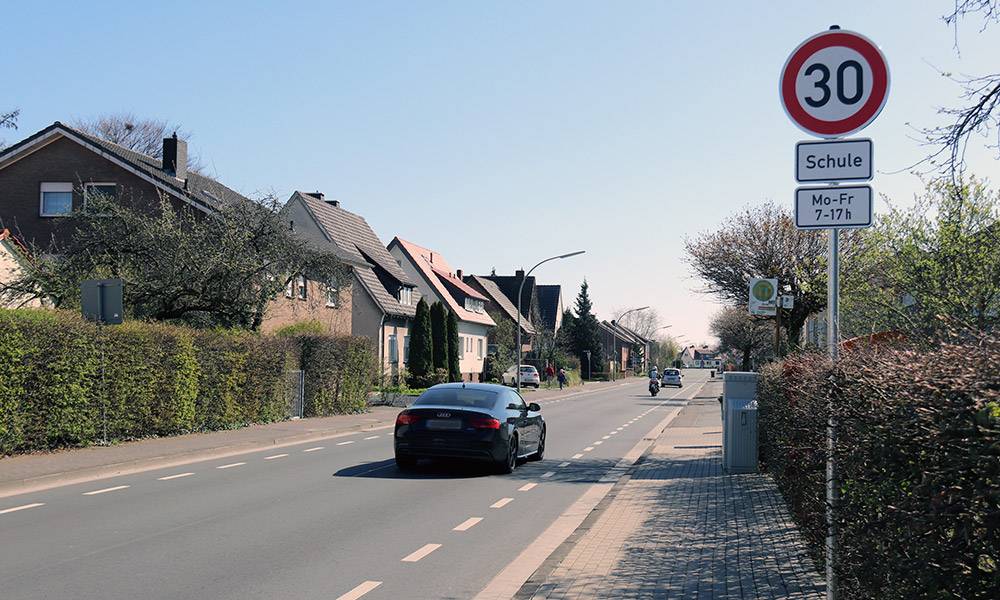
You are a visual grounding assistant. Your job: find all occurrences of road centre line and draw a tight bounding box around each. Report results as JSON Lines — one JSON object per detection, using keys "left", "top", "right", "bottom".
{"left": 594, "top": 441, "right": 603, "bottom": 445}
{"left": 336, "top": 580, "right": 382, "bottom": 600}
{"left": 264, "top": 454, "right": 288, "bottom": 460}
{"left": 364, "top": 435, "right": 379, "bottom": 440}
{"left": 83, "top": 485, "right": 130, "bottom": 496}
{"left": 491, "top": 497, "right": 514, "bottom": 509}
{"left": 602, "top": 435, "right": 610, "bottom": 439}
{"left": 337, "top": 441, "right": 355, "bottom": 446}
{"left": 571, "top": 454, "right": 583, "bottom": 459}
{"left": 0, "top": 502, "right": 44, "bottom": 515}
{"left": 453, "top": 517, "right": 483, "bottom": 531}
{"left": 157, "top": 472, "right": 194, "bottom": 481}
{"left": 216, "top": 462, "right": 245, "bottom": 469}
{"left": 518, "top": 483, "right": 537, "bottom": 491}
{"left": 558, "top": 461, "right": 570, "bottom": 467}
{"left": 583, "top": 447, "right": 594, "bottom": 452}
{"left": 401, "top": 543, "right": 442, "bottom": 562}
{"left": 303, "top": 447, "right": 324, "bottom": 452}
{"left": 541, "top": 471, "right": 555, "bottom": 478}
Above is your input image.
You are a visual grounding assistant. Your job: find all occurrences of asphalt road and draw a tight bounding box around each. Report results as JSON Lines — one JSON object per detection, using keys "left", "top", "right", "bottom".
{"left": 0, "top": 370, "right": 711, "bottom": 600}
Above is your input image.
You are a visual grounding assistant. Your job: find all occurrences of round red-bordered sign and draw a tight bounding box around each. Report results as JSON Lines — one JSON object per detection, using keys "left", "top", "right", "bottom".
{"left": 780, "top": 30, "right": 890, "bottom": 138}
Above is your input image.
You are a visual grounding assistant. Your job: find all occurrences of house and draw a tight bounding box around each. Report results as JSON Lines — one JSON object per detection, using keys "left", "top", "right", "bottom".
{"left": 281, "top": 191, "right": 419, "bottom": 375}
{"left": 479, "top": 273, "right": 564, "bottom": 361}
{"left": 0, "top": 228, "right": 40, "bottom": 308}
{"left": 534, "top": 284, "right": 564, "bottom": 335}
{"left": 464, "top": 274, "right": 536, "bottom": 354}
{"left": 388, "top": 238, "right": 495, "bottom": 381}
{"left": 0, "top": 122, "right": 352, "bottom": 332}
{"left": 680, "top": 346, "right": 722, "bottom": 369}
{"left": 599, "top": 320, "right": 644, "bottom": 376}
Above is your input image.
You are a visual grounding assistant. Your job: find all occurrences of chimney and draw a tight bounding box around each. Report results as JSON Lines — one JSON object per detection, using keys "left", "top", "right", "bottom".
{"left": 162, "top": 133, "right": 187, "bottom": 180}
{"left": 329, "top": 199, "right": 340, "bottom": 207}
{"left": 456, "top": 269, "right": 463, "bottom": 280}
{"left": 305, "top": 191, "right": 340, "bottom": 208}
{"left": 515, "top": 269, "right": 525, "bottom": 279}
{"left": 429, "top": 252, "right": 434, "bottom": 264}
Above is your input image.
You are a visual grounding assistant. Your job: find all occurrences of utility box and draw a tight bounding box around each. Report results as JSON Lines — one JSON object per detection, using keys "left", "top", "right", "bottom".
{"left": 723, "top": 371, "right": 759, "bottom": 474}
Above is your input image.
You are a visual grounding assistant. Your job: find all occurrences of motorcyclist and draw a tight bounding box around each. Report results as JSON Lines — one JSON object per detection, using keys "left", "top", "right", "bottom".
{"left": 649, "top": 365, "right": 659, "bottom": 380}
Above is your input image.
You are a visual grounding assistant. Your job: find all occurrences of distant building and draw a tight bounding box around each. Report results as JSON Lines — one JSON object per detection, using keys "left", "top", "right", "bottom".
{"left": 680, "top": 346, "right": 722, "bottom": 369}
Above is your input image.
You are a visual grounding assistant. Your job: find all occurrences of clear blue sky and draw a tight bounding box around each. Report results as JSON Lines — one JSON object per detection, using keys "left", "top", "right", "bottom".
{"left": 5, "top": 1, "right": 998, "bottom": 344}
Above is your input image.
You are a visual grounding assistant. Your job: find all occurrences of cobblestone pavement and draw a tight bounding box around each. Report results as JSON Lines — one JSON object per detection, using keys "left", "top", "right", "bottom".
{"left": 521, "top": 396, "right": 825, "bottom": 599}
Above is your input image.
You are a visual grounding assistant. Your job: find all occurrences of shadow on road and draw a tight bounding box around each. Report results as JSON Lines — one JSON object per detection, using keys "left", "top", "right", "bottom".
{"left": 333, "top": 456, "right": 623, "bottom": 484}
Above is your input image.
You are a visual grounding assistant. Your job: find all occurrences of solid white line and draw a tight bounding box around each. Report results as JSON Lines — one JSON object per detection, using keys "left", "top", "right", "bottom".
{"left": 401, "top": 543, "right": 442, "bottom": 562}
{"left": 518, "top": 483, "right": 537, "bottom": 492}
{"left": 571, "top": 453, "right": 584, "bottom": 459}
{"left": 336, "top": 580, "right": 382, "bottom": 600}
{"left": 264, "top": 453, "right": 288, "bottom": 460}
{"left": 337, "top": 441, "right": 355, "bottom": 446}
{"left": 216, "top": 462, "right": 245, "bottom": 469}
{"left": 541, "top": 471, "right": 555, "bottom": 478}
{"left": 83, "top": 485, "right": 129, "bottom": 496}
{"left": 558, "top": 461, "right": 570, "bottom": 467}
{"left": 364, "top": 436, "right": 380, "bottom": 440}
{"left": 303, "top": 447, "right": 325, "bottom": 453}
{"left": 0, "top": 502, "right": 44, "bottom": 515}
{"left": 453, "top": 517, "right": 483, "bottom": 531}
{"left": 157, "top": 472, "right": 194, "bottom": 481}
{"left": 583, "top": 446, "right": 594, "bottom": 452}
{"left": 491, "top": 497, "right": 514, "bottom": 509}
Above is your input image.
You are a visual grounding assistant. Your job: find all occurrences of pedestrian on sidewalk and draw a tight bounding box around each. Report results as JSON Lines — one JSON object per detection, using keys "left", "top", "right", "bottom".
{"left": 557, "top": 367, "right": 567, "bottom": 390}
{"left": 545, "top": 364, "right": 556, "bottom": 388}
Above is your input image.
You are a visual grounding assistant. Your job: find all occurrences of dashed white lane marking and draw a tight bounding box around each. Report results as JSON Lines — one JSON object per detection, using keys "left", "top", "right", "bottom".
{"left": 602, "top": 435, "right": 610, "bottom": 439}
{"left": 453, "top": 517, "right": 483, "bottom": 531}
{"left": 336, "top": 580, "right": 382, "bottom": 600}
{"left": 583, "top": 447, "right": 594, "bottom": 452}
{"left": 157, "top": 472, "right": 194, "bottom": 481}
{"left": 83, "top": 485, "right": 130, "bottom": 496}
{"left": 491, "top": 497, "right": 514, "bottom": 509}
{"left": 364, "top": 435, "right": 380, "bottom": 440}
{"left": 0, "top": 502, "right": 44, "bottom": 515}
{"left": 541, "top": 471, "right": 555, "bottom": 478}
{"left": 303, "top": 446, "right": 325, "bottom": 452}
{"left": 216, "top": 462, "right": 245, "bottom": 469}
{"left": 559, "top": 461, "right": 571, "bottom": 467}
{"left": 401, "top": 543, "right": 442, "bottom": 562}
{"left": 594, "top": 441, "right": 603, "bottom": 445}
{"left": 571, "top": 453, "right": 584, "bottom": 459}
{"left": 264, "top": 453, "right": 288, "bottom": 460}
{"left": 518, "top": 483, "right": 537, "bottom": 492}
{"left": 337, "top": 441, "right": 355, "bottom": 446}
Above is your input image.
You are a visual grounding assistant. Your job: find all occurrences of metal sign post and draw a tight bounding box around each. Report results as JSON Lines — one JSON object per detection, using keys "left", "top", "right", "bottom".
{"left": 82, "top": 279, "right": 125, "bottom": 445}
{"left": 781, "top": 26, "right": 889, "bottom": 600}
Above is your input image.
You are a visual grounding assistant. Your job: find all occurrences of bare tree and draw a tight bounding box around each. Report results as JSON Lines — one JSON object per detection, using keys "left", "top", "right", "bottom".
{"left": 0, "top": 108, "right": 18, "bottom": 150}
{"left": 72, "top": 112, "right": 204, "bottom": 172}
{"left": 710, "top": 307, "right": 774, "bottom": 371}
{"left": 685, "top": 201, "right": 829, "bottom": 348}
{"left": 613, "top": 306, "right": 662, "bottom": 339}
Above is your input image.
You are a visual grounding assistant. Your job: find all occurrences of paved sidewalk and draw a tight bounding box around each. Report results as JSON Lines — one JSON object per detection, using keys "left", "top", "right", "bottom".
{"left": 519, "top": 389, "right": 825, "bottom": 599}
{"left": 0, "top": 378, "right": 633, "bottom": 499}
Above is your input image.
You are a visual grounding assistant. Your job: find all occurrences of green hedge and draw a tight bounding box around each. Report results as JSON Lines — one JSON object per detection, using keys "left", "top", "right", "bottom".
{"left": 758, "top": 341, "right": 1000, "bottom": 599}
{"left": 0, "top": 309, "right": 376, "bottom": 454}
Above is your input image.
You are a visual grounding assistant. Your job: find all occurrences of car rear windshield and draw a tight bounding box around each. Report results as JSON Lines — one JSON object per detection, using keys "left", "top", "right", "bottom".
{"left": 414, "top": 388, "right": 500, "bottom": 410}
{"left": 520, "top": 366, "right": 537, "bottom": 372}
{"left": 665, "top": 369, "right": 680, "bottom": 376}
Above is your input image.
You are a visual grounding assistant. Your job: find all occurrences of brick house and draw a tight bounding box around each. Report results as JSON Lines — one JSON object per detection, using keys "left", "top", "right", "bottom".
{"left": 388, "top": 237, "right": 495, "bottom": 381}
{"left": 281, "top": 191, "right": 419, "bottom": 375}
{"left": 0, "top": 122, "right": 351, "bottom": 332}
{"left": 463, "top": 274, "right": 536, "bottom": 354}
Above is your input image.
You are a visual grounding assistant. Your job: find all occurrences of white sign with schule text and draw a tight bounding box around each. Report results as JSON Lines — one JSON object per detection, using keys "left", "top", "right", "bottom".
{"left": 796, "top": 138, "right": 872, "bottom": 182}
{"left": 795, "top": 185, "right": 873, "bottom": 229}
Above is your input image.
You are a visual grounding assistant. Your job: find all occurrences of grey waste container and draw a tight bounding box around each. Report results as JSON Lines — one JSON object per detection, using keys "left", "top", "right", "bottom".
{"left": 722, "top": 372, "right": 759, "bottom": 474}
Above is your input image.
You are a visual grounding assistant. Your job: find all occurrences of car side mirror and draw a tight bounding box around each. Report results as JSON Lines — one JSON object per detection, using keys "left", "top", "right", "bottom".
{"left": 528, "top": 402, "right": 541, "bottom": 412}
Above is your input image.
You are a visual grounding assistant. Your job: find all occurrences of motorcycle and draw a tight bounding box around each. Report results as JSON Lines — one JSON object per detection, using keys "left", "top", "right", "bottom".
{"left": 648, "top": 378, "right": 660, "bottom": 397}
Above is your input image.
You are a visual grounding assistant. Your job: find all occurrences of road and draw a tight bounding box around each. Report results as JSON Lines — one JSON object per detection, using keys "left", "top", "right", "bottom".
{"left": 0, "top": 370, "right": 712, "bottom": 600}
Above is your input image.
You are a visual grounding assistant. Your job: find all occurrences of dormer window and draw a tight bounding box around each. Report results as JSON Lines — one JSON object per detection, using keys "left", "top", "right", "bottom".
{"left": 464, "top": 297, "right": 484, "bottom": 313}
{"left": 398, "top": 286, "right": 413, "bottom": 306}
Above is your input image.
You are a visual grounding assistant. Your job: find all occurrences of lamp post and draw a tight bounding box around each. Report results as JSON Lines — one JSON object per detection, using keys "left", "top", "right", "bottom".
{"left": 610, "top": 306, "right": 648, "bottom": 381}
{"left": 516, "top": 251, "right": 585, "bottom": 391}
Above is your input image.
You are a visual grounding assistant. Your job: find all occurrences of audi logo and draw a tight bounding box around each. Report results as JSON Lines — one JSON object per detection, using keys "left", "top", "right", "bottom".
{"left": 436, "top": 412, "right": 451, "bottom": 418}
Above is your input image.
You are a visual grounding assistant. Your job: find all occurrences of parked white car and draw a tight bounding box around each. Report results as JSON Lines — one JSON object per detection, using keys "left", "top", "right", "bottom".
{"left": 502, "top": 365, "right": 541, "bottom": 388}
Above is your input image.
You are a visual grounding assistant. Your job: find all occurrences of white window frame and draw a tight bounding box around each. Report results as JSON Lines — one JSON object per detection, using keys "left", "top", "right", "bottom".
{"left": 39, "top": 182, "right": 74, "bottom": 217}
{"left": 297, "top": 275, "right": 307, "bottom": 300}
{"left": 403, "top": 335, "right": 410, "bottom": 364}
{"left": 388, "top": 334, "right": 399, "bottom": 364}
{"left": 398, "top": 286, "right": 413, "bottom": 306}
{"left": 83, "top": 182, "right": 117, "bottom": 206}
{"left": 477, "top": 338, "right": 483, "bottom": 359}
{"left": 285, "top": 277, "right": 294, "bottom": 298}
{"left": 325, "top": 282, "right": 339, "bottom": 308}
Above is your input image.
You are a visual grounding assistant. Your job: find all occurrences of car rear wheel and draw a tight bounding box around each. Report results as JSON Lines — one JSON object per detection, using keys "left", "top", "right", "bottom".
{"left": 529, "top": 427, "right": 545, "bottom": 462}
{"left": 395, "top": 454, "right": 418, "bottom": 471}
{"left": 497, "top": 434, "right": 518, "bottom": 474}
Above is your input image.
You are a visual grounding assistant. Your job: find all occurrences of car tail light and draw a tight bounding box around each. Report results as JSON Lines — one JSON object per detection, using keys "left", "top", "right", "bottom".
{"left": 468, "top": 416, "right": 501, "bottom": 429}
{"left": 396, "top": 412, "right": 421, "bottom": 426}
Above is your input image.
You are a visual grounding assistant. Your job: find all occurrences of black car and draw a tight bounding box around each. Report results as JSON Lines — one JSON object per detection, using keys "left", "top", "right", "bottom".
{"left": 394, "top": 383, "right": 545, "bottom": 473}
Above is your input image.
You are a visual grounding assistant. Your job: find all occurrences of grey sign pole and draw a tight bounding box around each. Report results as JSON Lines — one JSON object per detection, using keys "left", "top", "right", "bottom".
{"left": 826, "top": 227, "right": 840, "bottom": 599}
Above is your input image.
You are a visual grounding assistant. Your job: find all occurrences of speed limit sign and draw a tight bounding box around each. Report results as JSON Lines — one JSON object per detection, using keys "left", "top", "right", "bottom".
{"left": 780, "top": 29, "right": 890, "bottom": 138}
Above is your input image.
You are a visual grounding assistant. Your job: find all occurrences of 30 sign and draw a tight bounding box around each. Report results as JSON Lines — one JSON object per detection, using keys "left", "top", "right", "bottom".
{"left": 780, "top": 29, "right": 890, "bottom": 138}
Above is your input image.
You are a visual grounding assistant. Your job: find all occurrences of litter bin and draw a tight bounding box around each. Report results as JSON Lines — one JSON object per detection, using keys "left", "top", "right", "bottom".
{"left": 722, "top": 372, "right": 759, "bottom": 474}
{"left": 710, "top": 369, "right": 715, "bottom": 378}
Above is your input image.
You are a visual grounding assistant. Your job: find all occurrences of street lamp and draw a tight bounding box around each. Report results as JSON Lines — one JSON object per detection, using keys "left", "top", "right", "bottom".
{"left": 516, "top": 251, "right": 585, "bottom": 390}
{"left": 610, "top": 306, "right": 648, "bottom": 381}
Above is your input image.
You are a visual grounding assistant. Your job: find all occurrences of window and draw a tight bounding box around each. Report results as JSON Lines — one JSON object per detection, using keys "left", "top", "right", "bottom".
{"left": 325, "top": 283, "right": 339, "bottom": 307}
{"left": 388, "top": 334, "right": 399, "bottom": 364}
{"left": 297, "top": 275, "right": 307, "bottom": 300}
{"left": 83, "top": 182, "right": 117, "bottom": 205}
{"left": 398, "top": 286, "right": 413, "bottom": 306}
{"left": 458, "top": 336, "right": 465, "bottom": 356}
{"left": 466, "top": 337, "right": 472, "bottom": 353}
{"left": 464, "top": 297, "right": 484, "bottom": 313}
{"left": 285, "top": 277, "right": 294, "bottom": 298}
{"left": 40, "top": 182, "right": 73, "bottom": 216}
{"left": 403, "top": 335, "right": 410, "bottom": 364}
{"left": 477, "top": 338, "right": 483, "bottom": 359}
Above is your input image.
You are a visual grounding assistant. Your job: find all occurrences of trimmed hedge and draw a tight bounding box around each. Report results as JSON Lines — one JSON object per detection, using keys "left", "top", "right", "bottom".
{"left": 0, "top": 309, "right": 377, "bottom": 454}
{"left": 758, "top": 341, "right": 1000, "bottom": 599}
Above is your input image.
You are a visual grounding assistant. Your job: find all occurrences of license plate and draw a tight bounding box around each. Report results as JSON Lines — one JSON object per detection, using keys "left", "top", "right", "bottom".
{"left": 426, "top": 419, "right": 462, "bottom": 430}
